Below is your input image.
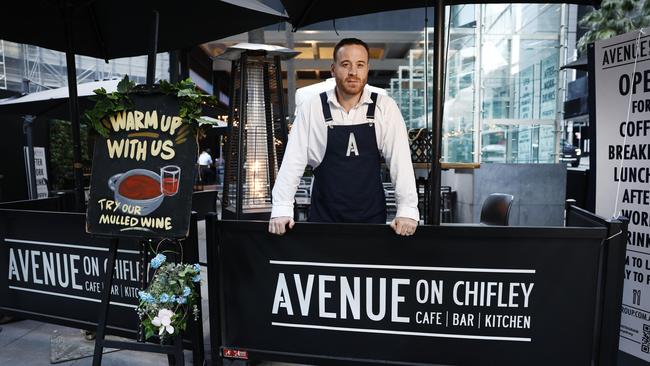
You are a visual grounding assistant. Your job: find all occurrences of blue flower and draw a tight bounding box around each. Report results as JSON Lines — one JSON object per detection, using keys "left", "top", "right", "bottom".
{"left": 159, "top": 293, "right": 170, "bottom": 303}
{"left": 192, "top": 274, "right": 201, "bottom": 283}
{"left": 183, "top": 286, "right": 192, "bottom": 297}
{"left": 138, "top": 291, "right": 155, "bottom": 303}
{"left": 193, "top": 263, "right": 201, "bottom": 272}
{"left": 150, "top": 254, "right": 166, "bottom": 269}
{"left": 170, "top": 295, "right": 177, "bottom": 304}
{"left": 177, "top": 296, "right": 187, "bottom": 304}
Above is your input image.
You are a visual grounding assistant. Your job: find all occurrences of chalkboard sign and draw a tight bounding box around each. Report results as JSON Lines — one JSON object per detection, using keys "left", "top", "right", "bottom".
{"left": 86, "top": 92, "right": 197, "bottom": 239}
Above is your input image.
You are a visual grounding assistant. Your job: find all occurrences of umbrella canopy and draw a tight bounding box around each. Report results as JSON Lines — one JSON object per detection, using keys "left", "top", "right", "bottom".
{"left": 0, "top": 0, "right": 287, "bottom": 60}
{"left": 0, "top": 79, "right": 120, "bottom": 118}
{"left": 0, "top": 78, "right": 228, "bottom": 123}
{"left": 282, "top": 0, "right": 600, "bottom": 29}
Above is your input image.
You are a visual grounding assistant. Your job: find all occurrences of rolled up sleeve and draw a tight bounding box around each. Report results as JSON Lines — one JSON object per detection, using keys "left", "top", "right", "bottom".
{"left": 271, "top": 107, "right": 310, "bottom": 218}
{"left": 380, "top": 97, "right": 420, "bottom": 222}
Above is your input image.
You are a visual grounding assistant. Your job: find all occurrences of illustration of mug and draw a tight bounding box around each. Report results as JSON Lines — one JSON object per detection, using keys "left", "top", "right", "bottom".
{"left": 108, "top": 169, "right": 164, "bottom": 216}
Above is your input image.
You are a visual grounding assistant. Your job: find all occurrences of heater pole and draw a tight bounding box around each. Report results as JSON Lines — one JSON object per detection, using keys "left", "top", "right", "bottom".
{"left": 221, "top": 61, "right": 237, "bottom": 219}
{"left": 275, "top": 56, "right": 289, "bottom": 145}
{"left": 262, "top": 62, "right": 276, "bottom": 185}
{"left": 235, "top": 54, "right": 248, "bottom": 220}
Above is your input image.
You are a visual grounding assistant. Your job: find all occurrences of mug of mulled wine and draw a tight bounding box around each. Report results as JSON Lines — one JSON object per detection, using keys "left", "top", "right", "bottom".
{"left": 108, "top": 169, "right": 165, "bottom": 216}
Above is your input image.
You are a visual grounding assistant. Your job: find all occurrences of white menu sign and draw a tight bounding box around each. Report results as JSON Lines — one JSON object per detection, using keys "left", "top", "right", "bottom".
{"left": 594, "top": 28, "right": 650, "bottom": 361}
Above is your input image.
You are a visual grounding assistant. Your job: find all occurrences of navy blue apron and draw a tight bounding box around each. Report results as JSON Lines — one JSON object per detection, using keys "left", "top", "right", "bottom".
{"left": 309, "top": 91, "right": 387, "bottom": 223}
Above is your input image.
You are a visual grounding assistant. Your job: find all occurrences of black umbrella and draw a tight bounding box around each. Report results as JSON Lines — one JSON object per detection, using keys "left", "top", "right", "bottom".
{"left": 0, "top": 0, "right": 288, "bottom": 60}
{"left": 281, "top": 0, "right": 601, "bottom": 225}
{"left": 283, "top": 0, "right": 600, "bottom": 30}
{"left": 0, "top": 0, "right": 287, "bottom": 209}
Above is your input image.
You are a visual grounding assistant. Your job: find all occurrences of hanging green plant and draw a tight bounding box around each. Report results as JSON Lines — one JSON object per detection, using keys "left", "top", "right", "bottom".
{"left": 83, "top": 76, "right": 135, "bottom": 138}
{"left": 577, "top": 0, "right": 650, "bottom": 54}
{"left": 83, "top": 75, "right": 219, "bottom": 138}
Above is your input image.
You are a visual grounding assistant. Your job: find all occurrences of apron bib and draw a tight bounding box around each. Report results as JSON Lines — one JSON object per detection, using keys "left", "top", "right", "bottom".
{"left": 309, "top": 92, "right": 386, "bottom": 223}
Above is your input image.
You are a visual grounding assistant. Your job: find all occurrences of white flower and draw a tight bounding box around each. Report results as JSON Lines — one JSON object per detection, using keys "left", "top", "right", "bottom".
{"left": 151, "top": 308, "right": 175, "bottom": 335}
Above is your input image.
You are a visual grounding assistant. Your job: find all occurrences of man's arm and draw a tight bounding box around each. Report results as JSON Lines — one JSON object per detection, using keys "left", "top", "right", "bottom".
{"left": 269, "top": 106, "right": 310, "bottom": 234}
{"left": 381, "top": 97, "right": 420, "bottom": 235}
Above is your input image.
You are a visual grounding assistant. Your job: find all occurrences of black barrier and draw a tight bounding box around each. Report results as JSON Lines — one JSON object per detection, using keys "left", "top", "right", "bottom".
{"left": 566, "top": 169, "right": 589, "bottom": 209}
{"left": 0, "top": 190, "right": 214, "bottom": 216}
{"left": 0, "top": 209, "right": 204, "bottom": 363}
{"left": 192, "top": 189, "right": 218, "bottom": 220}
{"left": 566, "top": 201, "right": 628, "bottom": 366}
{"left": 207, "top": 217, "right": 617, "bottom": 366}
{"left": 0, "top": 194, "right": 67, "bottom": 211}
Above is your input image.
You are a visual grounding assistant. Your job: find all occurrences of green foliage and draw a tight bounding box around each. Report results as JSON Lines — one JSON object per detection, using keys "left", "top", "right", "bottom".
{"left": 83, "top": 76, "right": 135, "bottom": 138}
{"left": 84, "top": 75, "right": 219, "bottom": 138}
{"left": 159, "top": 79, "right": 219, "bottom": 133}
{"left": 49, "top": 120, "right": 90, "bottom": 190}
{"left": 578, "top": 0, "right": 650, "bottom": 53}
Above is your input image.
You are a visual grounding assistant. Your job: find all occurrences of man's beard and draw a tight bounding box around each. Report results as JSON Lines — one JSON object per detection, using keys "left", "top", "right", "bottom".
{"left": 339, "top": 77, "right": 366, "bottom": 95}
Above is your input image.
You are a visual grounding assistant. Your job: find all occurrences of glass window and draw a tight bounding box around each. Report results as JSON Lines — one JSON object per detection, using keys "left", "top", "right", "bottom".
{"left": 467, "top": 3, "right": 562, "bottom": 164}
{"left": 389, "top": 3, "right": 566, "bottom": 164}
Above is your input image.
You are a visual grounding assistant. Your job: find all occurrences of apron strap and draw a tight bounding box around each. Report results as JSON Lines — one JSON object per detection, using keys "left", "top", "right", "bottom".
{"left": 320, "top": 91, "right": 377, "bottom": 122}
{"left": 366, "top": 92, "right": 378, "bottom": 121}
{"left": 319, "top": 92, "right": 333, "bottom": 122}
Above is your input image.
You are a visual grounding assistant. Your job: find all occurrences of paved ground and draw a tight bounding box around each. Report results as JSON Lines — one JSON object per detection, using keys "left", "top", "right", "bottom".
{"left": 0, "top": 318, "right": 303, "bottom": 365}
{"left": 0, "top": 320, "right": 192, "bottom": 365}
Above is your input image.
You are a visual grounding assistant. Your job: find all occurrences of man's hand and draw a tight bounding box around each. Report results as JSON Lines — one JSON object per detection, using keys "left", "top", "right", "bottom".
{"left": 390, "top": 217, "right": 418, "bottom": 236}
{"left": 268, "top": 216, "right": 295, "bottom": 235}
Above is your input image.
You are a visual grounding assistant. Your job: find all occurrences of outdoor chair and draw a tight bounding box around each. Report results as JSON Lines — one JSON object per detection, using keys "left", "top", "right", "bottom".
{"left": 480, "top": 193, "right": 514, "bottom": 226}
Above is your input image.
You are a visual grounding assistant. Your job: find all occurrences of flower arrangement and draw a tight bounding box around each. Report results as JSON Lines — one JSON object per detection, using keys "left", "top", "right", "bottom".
{"left": 137, "top": 252, "right": 202, "bottom": 341}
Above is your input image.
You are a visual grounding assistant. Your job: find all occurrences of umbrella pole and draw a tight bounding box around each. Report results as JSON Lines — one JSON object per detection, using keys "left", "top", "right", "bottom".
{"left": 64, "top": 8, "right": 85, "bottom": 212}
{"left": 169, "top": 51, "right": 180, "bottom": 83}
{"left": 428, "top": 0, "right": 445, "bottom": 225}
{"left": 180, "top": 48, "right": 190, "bottom": 80}
{"left": 146, "top": 10, "right": 160, "bottom": 87}
{"left": 22, "top": 115, "right": 38, "bottom": 200}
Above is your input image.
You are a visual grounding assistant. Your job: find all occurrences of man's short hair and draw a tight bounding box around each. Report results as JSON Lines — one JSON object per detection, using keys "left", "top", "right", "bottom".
{"left": 333, "top": 38, "right": 369, "bottom": 62}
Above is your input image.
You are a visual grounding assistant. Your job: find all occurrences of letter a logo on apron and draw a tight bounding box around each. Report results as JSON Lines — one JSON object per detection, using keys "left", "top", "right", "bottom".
{"left": 346, "top": 132, "right": 359, "bottom": 157}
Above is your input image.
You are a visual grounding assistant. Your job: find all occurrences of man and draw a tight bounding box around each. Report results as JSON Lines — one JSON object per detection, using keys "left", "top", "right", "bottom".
{"left": 197, "top": 148, "right": 214, "bottom": 184}
{"left": 269, "top": 38, "right": 419, "bottom": 236}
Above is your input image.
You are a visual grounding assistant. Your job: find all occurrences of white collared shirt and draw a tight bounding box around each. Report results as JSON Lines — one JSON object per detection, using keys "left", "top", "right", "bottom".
{"left": 294, "top": 78, "right": 387, "bottom": 113}
{"left": 271, "top": 86, "right": 420, "bottom": 222}
{"left": 198, "top": 151, "right": 212, "bottom": 165}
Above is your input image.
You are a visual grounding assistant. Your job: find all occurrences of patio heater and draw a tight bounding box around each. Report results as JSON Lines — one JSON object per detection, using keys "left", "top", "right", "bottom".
{"left": 217, "top": 43, "right": 299, "bottom": 220}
